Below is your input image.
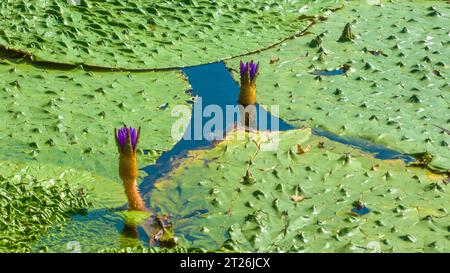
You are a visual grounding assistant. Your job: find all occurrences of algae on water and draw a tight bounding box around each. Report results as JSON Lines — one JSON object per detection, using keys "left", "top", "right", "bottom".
{"left": 0, "top": 161, "right": 92, "bottom": 252}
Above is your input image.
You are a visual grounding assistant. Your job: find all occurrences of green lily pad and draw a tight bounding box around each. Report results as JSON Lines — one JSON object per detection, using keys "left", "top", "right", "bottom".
{"left": 0, "top": 60, "right": 190, "bottom": 179}
{"left": 0, "top": 0, "right": 343, "bottom": 69}
{"left": 147, "top": 128, "right": 449, "bottom": 252}
{"left": 225, "top": 0, "right": 450, "bottom": 169}
{"left": 98, "top": 245, "right": 208, "bottom": 253}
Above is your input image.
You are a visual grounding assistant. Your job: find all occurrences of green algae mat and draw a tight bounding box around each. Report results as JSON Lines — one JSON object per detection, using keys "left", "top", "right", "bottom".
{"left": 147, "top": 129, "right": 449, "bottom": 253}
{"left": 0, "top": 60, "right": 191, "bottom": 179}
{"left": 0, "top": 0, "right": 342, "bottom": 69}
{"left": 225, "top": 0, "right": 450, "bottom": 170}
{"left": 0, "top": 161, "right": 92, "bottom": 252}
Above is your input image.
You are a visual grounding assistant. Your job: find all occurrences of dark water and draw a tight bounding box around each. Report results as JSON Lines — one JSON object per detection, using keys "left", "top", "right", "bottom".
{"left": 309, "top": 68, "right": 346, "bottom": 76}
{"left": 139, "top": 61, "right": 414, "bottom": 196}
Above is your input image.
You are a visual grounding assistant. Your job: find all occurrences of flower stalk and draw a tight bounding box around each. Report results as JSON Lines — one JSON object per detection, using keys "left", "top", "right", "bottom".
{"left": 114, "top": 126, "right": 146, "bottom": 211}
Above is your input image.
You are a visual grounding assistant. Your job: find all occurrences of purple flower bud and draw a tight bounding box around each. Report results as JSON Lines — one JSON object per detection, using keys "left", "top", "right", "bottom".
{"left": 116, "top": 126, "right": 140, "bottom": 152}
{"left": 239, "top": 60, "right": 259, "bottom": 81}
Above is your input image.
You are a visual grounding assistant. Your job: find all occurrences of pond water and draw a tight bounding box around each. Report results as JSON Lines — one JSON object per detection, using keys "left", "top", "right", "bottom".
{"left": 309, "top": 68, "right": 347, "bottom": 76}
{"left": 34, "top": 61, "right": 416, "bottom": 251}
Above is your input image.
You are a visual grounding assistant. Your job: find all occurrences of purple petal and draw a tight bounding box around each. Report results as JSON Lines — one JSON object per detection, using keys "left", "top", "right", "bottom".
{"left": 129, "top": 127, "right": 137, "bottom": 150}
{"left": 117, "top": 127, "right": 127, "bottom": 150}
{"left": 249, "top": 61, "right": 257, "bottom": 81}
{"left": 240, "top": 60, "right": 260, "bottom": 81}
{"left": 240, "top": 61, "right": 247, "bottom": 78}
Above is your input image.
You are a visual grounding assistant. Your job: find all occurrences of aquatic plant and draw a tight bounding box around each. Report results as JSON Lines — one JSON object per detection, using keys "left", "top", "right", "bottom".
{"left": 239, "top": 60, "right": 259, "bottom": 105}
{"left": 115, "top": 126, "right": 146, "bottom": 211}
{"left": 0, "top": 60, "right": 189, "bottom": 180}
{"left": 149, "top": 129, "right": 450, "bottom": 252}
{"left": 0, "top": 161, "right": 90, "bottom": 252}
{"left": 99, "top": 245, "right": 208, "bottom": 253}
{"left": 225, "top": 0, "right": 450, "bottom": 170}
{"left": 0, "top": 0, "right": 342, "bottom": 69}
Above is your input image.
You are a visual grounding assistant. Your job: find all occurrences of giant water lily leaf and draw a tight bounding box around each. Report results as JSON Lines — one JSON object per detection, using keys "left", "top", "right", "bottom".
{"left": 0, "top": 0, "right": 343, "bottom": 69}
{"left": 225, "top": 0, "right": 450, "bottom": 169}
{"left": 147, "top": 129, "right": 449, "bottom": 252}
{"left": 0, "top": 60, "right": 190, "bottom": 179}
